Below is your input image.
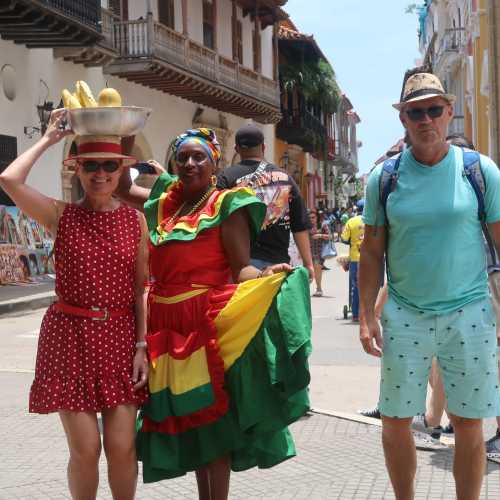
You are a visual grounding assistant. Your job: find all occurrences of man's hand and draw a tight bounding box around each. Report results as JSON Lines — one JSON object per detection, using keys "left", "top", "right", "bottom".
{"left": 360, "top": 317, "right": 383, "bottom": 358}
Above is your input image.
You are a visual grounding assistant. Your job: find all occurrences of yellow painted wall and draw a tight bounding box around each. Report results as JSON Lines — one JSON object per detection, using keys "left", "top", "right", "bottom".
{"left": 474, "top": 0, "right": 490, "bottom": 154}
{"left": 274, "top": 138, "right": 288, "bottom": 167}
{"left": 274, "top": 138, "right": 308, "bottom": 202}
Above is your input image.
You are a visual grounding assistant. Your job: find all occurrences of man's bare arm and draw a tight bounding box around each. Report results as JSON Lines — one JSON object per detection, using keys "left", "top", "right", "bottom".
{"left": 359, "top": 224, "right": 386, "bottom": 357}
{"left": 115, "top": 166, "right": 152, "bottom": 212}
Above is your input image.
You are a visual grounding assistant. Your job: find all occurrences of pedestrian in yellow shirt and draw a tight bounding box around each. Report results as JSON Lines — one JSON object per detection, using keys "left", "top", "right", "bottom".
{"left": 341, "top": 200, "right": 365, "bottom": 321}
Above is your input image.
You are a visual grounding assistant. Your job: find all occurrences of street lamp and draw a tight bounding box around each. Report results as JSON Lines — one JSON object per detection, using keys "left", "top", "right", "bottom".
{"left": 279, "top": 150, "right": 289, "bottom": 170}
{"left": 24, "top": 101, "right": 54, "bottom": 138}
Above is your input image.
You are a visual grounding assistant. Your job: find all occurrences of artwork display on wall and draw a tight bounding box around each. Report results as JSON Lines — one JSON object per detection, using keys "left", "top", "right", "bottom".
{"left": 0, "top": 205, "right": 54, "bottom": 285}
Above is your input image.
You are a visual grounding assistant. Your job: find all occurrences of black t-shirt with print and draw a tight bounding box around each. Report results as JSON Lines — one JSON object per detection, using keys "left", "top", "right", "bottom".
{"left": 217, "top": 160, "right": 311, "bottom": 263}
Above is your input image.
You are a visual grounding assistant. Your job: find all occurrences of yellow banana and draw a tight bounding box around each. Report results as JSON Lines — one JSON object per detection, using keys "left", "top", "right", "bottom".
{"left": 72, "top": 92, "right": 82, "bottom": 106}
{"left": 76, "top": 80, "right": 97, "bottom": 107}
{"left": 61, "top": 89, "right": 81, "bottom": 109}
{"left": 97, "top": 87, "right": 122, "bottom": 107}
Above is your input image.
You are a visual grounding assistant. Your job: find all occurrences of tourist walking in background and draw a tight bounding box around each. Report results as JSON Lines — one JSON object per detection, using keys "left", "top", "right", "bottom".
{"left": 309, "top": 210, "right": 331, "bottom": 297}
{"left": 0, "top": 109, "right": 149, "bottom": 500}
{"left": 360, "top": 69, "right": 500, "bottom": 500}
{"left": 341, "top": 199, "right": 365, "bottom": 321}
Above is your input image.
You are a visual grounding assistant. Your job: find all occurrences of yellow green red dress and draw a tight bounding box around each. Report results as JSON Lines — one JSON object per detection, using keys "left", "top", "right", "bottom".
{"left": 137, "top": 172, "right": 312, "bottom": 482}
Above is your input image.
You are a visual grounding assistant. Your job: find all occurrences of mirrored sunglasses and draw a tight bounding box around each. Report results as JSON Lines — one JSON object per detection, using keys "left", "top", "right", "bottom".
{"left": 405, "top": 105, "right": 445, "bottom": 122}
{"left": 81, "top": 160, "right": 121, "bottom": 173}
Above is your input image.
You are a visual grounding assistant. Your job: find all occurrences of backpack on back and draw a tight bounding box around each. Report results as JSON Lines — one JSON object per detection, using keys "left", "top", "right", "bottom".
{"left": 378, "top": 148, "right": 498, "bottom": 266}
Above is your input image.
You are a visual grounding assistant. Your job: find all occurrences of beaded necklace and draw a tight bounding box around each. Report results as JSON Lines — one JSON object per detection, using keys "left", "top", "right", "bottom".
{"left": 166, "top": 186, "right": 215, "bottom": 228}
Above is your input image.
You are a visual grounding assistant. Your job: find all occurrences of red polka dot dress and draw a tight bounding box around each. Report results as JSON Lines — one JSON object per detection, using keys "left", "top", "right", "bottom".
{"left": 30, "top": 204, "right": 148, "bottom": 413}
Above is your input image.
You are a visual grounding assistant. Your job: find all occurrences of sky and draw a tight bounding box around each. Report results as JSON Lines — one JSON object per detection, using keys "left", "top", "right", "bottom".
{"left": 283, "top": 0, "right": 422, "bottom": 173}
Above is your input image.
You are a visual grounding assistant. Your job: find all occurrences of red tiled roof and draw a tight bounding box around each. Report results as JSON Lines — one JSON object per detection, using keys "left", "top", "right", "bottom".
{"left": 278, "top": 22, "right": 329, "bottom": 63}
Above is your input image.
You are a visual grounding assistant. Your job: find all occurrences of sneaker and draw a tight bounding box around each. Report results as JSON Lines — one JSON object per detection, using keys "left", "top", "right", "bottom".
{"left": 442, "top": 423, "right": 454, "bottom": 434}
{"left": 358, "top": 407, "right": 381, "bottom": 419}
{"left": 485, "top": 429, "right": 500, "bottom": 456}
{"left": 412, "top": 415, "right": 442, "bottom": 440}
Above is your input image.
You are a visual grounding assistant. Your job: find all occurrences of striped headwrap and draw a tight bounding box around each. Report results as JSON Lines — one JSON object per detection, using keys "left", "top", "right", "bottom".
{"left": 172, "top": 128, "right": 222, "bottom": 165}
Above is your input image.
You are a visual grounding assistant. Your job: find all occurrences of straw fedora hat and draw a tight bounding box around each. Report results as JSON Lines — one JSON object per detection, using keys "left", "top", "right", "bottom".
{"left": 63, "top": 135, "right": 136, "bottom": 168}
{"left": 393, "top": 72, "right": 456, "bottom": 110}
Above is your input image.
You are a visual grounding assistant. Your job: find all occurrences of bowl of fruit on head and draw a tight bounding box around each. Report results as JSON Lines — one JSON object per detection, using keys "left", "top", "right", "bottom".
{"left": 63, "top": 81, "right": 151, "bottom": 136}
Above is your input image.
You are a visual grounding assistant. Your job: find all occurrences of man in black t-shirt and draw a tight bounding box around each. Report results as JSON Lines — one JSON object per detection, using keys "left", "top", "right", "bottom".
{"left": 217, "top": 123, "right": 314, "bottom": 279}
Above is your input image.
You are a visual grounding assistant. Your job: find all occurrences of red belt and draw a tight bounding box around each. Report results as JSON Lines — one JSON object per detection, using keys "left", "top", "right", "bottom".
{"left": 54, "top": 301, "right": 132, "bottom": 321}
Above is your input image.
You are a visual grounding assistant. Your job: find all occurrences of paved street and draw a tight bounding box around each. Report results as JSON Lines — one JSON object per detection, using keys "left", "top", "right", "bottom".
{"left": 1, "top": 255, "right": 500, "bottom": 498}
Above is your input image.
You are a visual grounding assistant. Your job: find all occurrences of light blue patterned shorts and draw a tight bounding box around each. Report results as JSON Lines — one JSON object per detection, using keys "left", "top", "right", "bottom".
{"left": 379, "top": 296, "right": 500, "bottom": 419}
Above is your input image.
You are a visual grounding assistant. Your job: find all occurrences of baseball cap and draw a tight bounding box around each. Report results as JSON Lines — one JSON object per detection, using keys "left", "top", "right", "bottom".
{"left": 235, "top": 123, "right": 265, "bottom": 148}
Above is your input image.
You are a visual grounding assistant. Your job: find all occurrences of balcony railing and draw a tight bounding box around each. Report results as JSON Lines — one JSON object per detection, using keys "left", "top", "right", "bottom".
{"left": 277, "top": 109, "right": 327, "bottom": 153}
{"left": 440, "top": 28, "right": 465, "bottom": 53}
{"left": 42, "top": 0, "right": 101, "bottom": 31}
{"left": 100, "top": 8, "right": 119, "bottom": 48}
{"left": 434, "top": 27, "right": 465, "bottom": 68}
{"left": 112, "top": 15, "right": 280, "bottom": 106}
{"left": 0, "top": 0, "right": 102, "bottom": 48}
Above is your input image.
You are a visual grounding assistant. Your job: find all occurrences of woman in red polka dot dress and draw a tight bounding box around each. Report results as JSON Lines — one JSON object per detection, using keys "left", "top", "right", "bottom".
{"left": 0, "top": 109, "right": 149, "bottom": 500}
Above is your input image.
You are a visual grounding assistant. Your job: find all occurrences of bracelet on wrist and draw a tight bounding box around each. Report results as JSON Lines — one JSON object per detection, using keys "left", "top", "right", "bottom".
{"left": 135, "top": 341, "right": 147, "bottom": 349}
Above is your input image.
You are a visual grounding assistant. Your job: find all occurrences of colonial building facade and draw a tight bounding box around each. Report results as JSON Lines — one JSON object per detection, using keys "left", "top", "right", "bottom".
{"left": 274, "top": 19, "right": 360, "bottom": 209}
{"left": 417, "top": 0, "right": 496, "bottom": 159}
{"left": 0, "top": 0, "right": 285, "bottom": 202}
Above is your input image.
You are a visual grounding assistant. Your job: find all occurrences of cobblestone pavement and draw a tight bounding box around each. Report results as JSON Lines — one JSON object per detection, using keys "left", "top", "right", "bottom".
{"left": 2, "top": 373, "right": 500, "bottom": 500}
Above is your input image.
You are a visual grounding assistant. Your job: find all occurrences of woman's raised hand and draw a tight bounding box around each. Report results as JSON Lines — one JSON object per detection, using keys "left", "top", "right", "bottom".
{"left": 43, "top": 108, "right": 73, "bottom": 146}
{"left": 147, "top": 159, "right": 166, "bottom": 175}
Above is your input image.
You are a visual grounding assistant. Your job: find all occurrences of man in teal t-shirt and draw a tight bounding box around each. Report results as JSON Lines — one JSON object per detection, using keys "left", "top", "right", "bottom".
{"left": 359, "top": 69, "right": 500, "bottom": 500}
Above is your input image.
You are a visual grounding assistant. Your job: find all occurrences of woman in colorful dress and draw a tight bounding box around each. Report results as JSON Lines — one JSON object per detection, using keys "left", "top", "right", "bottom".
{"left": 117, "top": 128, "right": 312, "bottom": 499}
{"left": 0, "top": 109, "right": 149, "bottom": 500}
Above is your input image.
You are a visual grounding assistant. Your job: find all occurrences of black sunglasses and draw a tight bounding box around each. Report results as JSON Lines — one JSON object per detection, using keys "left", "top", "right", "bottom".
{"left": 405, "top": 105, "right": 445, "bottom": 122}
{"left": 81, "top": 160, "right": 121, "bottom": 173}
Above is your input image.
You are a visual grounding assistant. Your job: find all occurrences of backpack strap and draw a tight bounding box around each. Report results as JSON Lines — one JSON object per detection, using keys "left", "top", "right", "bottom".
{"left": 462, "top": 148, "right": 498, "bottom": 267}
{"left": 379, "top": 153, "right": 402, "bottom": 223}
{"left": 378, "top": 154, "right": 402, "bottom": 278}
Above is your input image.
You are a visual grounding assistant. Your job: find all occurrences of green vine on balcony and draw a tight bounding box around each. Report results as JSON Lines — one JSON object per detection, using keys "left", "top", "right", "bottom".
{"left": 279, "top": 59, "right": 341, "bottom": 115}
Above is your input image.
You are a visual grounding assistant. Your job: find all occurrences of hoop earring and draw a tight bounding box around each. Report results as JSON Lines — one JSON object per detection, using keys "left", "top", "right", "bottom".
{"left": 210, "top": 175, "right": 217, "bottom": 187}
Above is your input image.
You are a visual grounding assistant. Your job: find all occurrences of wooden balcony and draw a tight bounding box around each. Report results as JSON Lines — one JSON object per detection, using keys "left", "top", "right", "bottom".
{"left": 434, "top": 27, "right": 465, "bottom": 72}
{"left": 276, "top": 109, "right": 327, "bottom": 153}
{"left": 104, "top": 15, "right": 281, "bottom": 124}
{"left": 0, "top": 0, "right": 102, "bottom": 48}
{"left": 53, "top": 8, "right": 118, "bottom": 67}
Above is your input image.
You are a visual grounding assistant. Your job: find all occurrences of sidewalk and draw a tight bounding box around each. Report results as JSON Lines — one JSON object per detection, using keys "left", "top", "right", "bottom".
{"left": 0, "top": 275, "right": 55, "bottom": 315}
{"left": 2, "top": 373, "right": 500, "bottom": 499}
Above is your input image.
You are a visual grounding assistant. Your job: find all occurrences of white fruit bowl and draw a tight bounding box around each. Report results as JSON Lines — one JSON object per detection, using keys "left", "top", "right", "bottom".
{"left": 67, "top": 107, "right": 152, "bottom": 136}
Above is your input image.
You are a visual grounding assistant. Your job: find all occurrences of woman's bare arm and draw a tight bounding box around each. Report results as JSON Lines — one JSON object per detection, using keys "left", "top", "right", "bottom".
{"left": 115, "top": 167, "right": 151, "bottom": 212}
{"left": 0, "top": 109, "right": 71, "bottom": 234}
{"left": 221, "top": 209, "right": 291, "bottom": 282}
{"left": 132, "top": 211, "right": 150, "bottom": 390}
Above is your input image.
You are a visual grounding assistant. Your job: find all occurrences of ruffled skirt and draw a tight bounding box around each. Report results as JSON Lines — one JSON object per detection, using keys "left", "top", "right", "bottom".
{"left": 137, "top": 268, "right": 312, "bottom": 482}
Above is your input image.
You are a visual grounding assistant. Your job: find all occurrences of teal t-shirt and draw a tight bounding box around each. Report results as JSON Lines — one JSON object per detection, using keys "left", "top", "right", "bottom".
{"left": 364, "top": 145, "right": 500, "bottom": 314}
